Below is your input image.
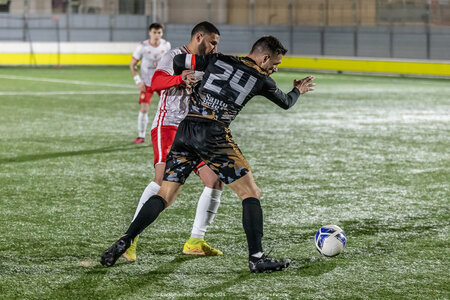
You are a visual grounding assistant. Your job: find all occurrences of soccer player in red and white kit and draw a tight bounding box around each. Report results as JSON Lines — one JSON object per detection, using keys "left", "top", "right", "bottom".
{"left": 130, "top": 23, "right": 171, "bottom": 144}
{"left": 122, "top": 22, "right": 223, "bottom": 262}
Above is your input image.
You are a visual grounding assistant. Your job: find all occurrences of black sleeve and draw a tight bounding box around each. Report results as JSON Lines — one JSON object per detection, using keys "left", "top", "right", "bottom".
{"left": 173, "top": 54, "right": 216, "bottom": 75}
{"left": 260, "top": 76, "right": 300, "bottom": 110}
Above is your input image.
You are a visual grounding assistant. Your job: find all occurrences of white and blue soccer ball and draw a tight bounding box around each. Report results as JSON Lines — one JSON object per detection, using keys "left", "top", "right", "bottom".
{"left": 315, "top": 225, "right": 346, "bottom": 257}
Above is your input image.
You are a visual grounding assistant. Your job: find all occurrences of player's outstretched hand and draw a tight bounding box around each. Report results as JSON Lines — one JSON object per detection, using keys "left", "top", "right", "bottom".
{"left": 182, "top": 70, "right": 196, "bottom": 88}
{"left": 294, "top": 76, "right": 315, "bottom": 94}
{"left": 137, "top": 82, "right": 146, "bottom": 92}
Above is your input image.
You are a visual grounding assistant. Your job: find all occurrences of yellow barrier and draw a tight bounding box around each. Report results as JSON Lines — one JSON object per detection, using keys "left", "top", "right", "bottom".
{"left": 280, "top": 57, "right": 450, "bottom": 77}
{"left": 1, "top": 53, "right": 449, "bottom": 76}
{"left": 0, "top": 53, "right": 131, "bottom": 65}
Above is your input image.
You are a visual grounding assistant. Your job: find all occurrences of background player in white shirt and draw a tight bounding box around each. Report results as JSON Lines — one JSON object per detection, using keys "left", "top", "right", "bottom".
{"left": 130, "top": 23, "right": 171, "bottom": 144}
{"left": 122, "top": 22, "right": 223, "bottom": 262}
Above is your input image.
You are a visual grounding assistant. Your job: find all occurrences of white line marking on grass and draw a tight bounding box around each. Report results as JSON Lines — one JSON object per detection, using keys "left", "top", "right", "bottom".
{"left": 0, "top": 91, "right": 137, "bottom": 96}
{"left": 0, "top": 74, "right": 135, "bottom": 88}
{"left": 410, "top": 168, "right": 443, "bottom": 174}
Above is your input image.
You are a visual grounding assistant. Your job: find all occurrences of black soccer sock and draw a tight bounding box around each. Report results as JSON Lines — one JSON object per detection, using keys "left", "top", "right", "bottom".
{"left": 242, "top": 197, "right": 264, "bottom": 258}
{"left": 124, "top": 195, "right": 167, "bottom": 239}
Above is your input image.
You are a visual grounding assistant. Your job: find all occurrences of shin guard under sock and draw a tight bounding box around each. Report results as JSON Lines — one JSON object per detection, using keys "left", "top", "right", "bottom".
{"left": 242, "top": 197, "right": 264, "bottom": 257}
{"left": 125, "top": 195, "right": 166, "bottom": 239}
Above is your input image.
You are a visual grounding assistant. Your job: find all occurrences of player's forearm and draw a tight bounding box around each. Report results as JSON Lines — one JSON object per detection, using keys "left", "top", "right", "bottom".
{"left": 173, "top": 54, "right": 188, "bottom": 75}
{"left": 129, "top": 59, "right": 139, "bottom": 76}
{"left": 173, "top": 53, "right": 212, "bottom": 74}
{"left": 130, "top": 60, "right": 142, "bottom": 86}
{"left": 151, "top": 70, "right": 183, "bottom": 91}
{"left": 130, "top": 68, "right": 139, "bottom": 78}
{"left": 268, "top": 88, "right": 300, "bottom": 110}
{"left": 284, "top": 89, "right": 301, "bottom": 109}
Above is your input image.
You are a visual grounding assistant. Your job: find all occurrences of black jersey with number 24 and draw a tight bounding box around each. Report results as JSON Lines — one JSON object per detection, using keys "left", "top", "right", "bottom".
{"left": 173, "top": 53, "right": 301, "bottom": 126}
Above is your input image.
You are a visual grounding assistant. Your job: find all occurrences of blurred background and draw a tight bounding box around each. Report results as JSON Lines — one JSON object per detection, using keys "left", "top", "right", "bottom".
{"left": 0, "top": 0, "right": 449, "bottom": 60}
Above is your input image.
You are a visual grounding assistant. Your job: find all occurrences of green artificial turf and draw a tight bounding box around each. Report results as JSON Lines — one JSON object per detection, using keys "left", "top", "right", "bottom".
{"left": 0, "top": 66, "right": 448, "bottom": 299}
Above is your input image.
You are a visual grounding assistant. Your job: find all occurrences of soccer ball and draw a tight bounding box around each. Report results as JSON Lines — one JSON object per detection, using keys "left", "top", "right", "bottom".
{"left": 315, "top": 225, "right": 346, "bottom": 257}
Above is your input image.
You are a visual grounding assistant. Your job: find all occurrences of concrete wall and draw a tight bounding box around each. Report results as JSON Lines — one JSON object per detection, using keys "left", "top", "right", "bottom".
{"left": 0, "top": 14, "right": 449, "bottom": 60}
{"left": 8, "top": 0, "right": 449, "bottom": 26}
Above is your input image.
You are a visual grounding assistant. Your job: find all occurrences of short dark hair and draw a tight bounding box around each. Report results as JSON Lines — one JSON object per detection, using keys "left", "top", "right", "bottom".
{"left": 250, "top": 36, "right": 288, "bottom": 56}
{"left": 149, "top": 23, "right": 164, "bottom": 31}
{"left": 191, "top": 21, "right": 220, "bottom": 38}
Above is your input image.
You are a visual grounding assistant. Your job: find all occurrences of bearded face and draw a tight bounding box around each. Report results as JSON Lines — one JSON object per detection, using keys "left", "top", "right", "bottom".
{"left": 198, "top": 39, "right": 207, "bottom": 55}
{"left": 197, "top": 33, "right": 220, "bottom": 55}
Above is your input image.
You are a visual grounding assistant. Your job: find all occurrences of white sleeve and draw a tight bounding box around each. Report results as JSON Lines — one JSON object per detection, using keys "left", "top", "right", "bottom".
{"left": 155, "top": 50, "right": 177, "bottom": 75}
{"left": 132, "top": 43, "right": 144, "bottom": 61}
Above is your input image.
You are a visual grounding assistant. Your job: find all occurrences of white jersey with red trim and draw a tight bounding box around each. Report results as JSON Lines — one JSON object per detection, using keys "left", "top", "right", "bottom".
{"left": 151, "top": 46, "right": 204, "bottom": 129}
{"left": 132, "top": 39, "right": 171, "bottom": 86}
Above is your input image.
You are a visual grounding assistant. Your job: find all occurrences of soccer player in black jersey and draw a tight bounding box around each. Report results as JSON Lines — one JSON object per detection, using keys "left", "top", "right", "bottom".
{"left": 101, "top": 36, "right": 315, "bottom": 273}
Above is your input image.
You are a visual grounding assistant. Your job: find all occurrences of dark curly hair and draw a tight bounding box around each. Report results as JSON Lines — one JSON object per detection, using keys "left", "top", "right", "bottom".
{"left": 250, "top": 36, "right": 287, "bottom": 56}
{"left": 191, "top": 21, "right": 220, "bottom": 38}
{"left": 149, "top": 23, "right": 164, "bottom": 31}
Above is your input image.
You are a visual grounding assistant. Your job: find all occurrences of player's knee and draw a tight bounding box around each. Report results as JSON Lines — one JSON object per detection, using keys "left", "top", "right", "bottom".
{"left": 236, "top": 185, "right": 260, "bottom": 200}
{"left": 157, "top": 188, "right": 176, "bottom": 207}
{"left": 253, "top": 186, "right": 261, "bottom": 199}
{"left": 163, "top": 195, "right": 175, "bottom": 207}
{"left": 247, "top": 182, "right": 261, "bottom": 199}
{"left": 199, "top": 167, "right": 223, "bottom": 190}
{"left": 155, "top": 193, "right": 173, "bottom": 207}
{"left": 210, "top": 178, "right": 223, "bottom": 190}
{"left": 153, "top": 164, "right": 165, "bottom": 185}
{"left": 140, "top": 104, "right": 149, "bottom": 114}
{"left": 153, "top": 176, "right": 163, "bottom": 186}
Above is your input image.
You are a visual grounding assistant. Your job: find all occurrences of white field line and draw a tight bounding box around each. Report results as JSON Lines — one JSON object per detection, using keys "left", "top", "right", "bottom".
{"left": 0, "top": 90, "right": 137, "bottom": 96}
{"left": 0, "top": 74, "right": 135, "bottom": 88}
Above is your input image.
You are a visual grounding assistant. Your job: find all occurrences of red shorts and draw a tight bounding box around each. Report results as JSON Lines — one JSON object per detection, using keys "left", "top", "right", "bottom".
{"left": 151, "top": 124, "right": 205, "bottom": 172}
{"left": 139, "top": 86, "right": 161, "bottom": 104}
{"left": 151, "top": 125, "right": 178, "bottom": 166}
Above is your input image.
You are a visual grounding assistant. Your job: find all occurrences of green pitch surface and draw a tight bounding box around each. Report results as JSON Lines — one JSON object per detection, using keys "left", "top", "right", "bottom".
{"left": 0, "top": 67, "right": 449, "bottom": 299}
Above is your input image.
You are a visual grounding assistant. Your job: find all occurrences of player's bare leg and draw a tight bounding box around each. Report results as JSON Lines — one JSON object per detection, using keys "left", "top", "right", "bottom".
{"left": 228, "top": 172, "right": 291, "bottom": 273}
{"left": 153, "top": 163, "right": 165, "bottom": 185}
{"left": 133, "top": 102, "right": 150, "bottom": 144}
{"left": 101, "top": 181, "right": 182, "bottom": 267}
{"left": 156, "top": 181, "right": 182, "bottom": 205}
{"left": 228, "top": 171, "right": 260, "bottom": 200}
{"left": 183, "top": 166, "right": 224, "bottom": 256}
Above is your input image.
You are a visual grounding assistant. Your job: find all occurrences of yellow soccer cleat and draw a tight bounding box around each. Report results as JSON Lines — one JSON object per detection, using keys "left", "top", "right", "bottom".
{"left": 122, "top": 236, "right": 139, "bottom": 262}
{"left": 183, "top": 237, "right": 223, "bottom": 256}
